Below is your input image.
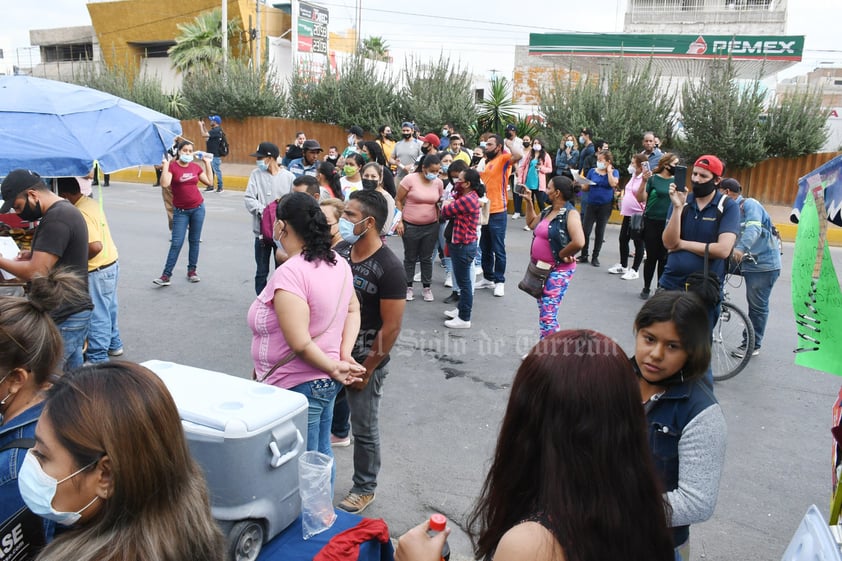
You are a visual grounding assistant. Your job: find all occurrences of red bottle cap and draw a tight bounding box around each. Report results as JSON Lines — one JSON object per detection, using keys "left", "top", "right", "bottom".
{"left": 429, "top": 513, "right": 447, "bottom": 532}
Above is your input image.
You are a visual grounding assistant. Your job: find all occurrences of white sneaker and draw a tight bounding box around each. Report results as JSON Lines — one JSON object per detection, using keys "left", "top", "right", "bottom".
{"left": 607, "top": 264, "right": 627, "bottom": 274}
{"left": 511, "top": 213, "right": 521, "bottom": 220}
{"left": 413, "top": 272, "right": 421, "bottom": 283}
{"left": 621, "top": 269, "right": 640, "bottom": 280}
{"left": 444, "top": 308, "right": 459, "bottom": 319}
{"left": 445, "top": 317, "right": 471, "bottom": 329}
{"left": 444, "top": 272, "right": 453, "bottom": 288}
{"left": 493, "top": 283, "right": 505, "bottom": 297}
{"left": 422, "top": 287, "right": 434, "bottom": 302}
{"left": 406, "top": 287, "right": 414, "bottom": 301}
{"left": 523, "top": 224, "right": 531, "bottom": 231}
{"left": 475, "top": 278, "right": 495, "bottom": 289}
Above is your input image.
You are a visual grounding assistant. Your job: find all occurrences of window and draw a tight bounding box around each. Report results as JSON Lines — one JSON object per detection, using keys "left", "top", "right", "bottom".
{"left": 135, "top": 43, "right": 175, "bottom": 58}
{"left": 42, "top": 43, "right": 93, "bottom": 63}
{"left": 474, "top": 89, "right": 484, "bottom": 103}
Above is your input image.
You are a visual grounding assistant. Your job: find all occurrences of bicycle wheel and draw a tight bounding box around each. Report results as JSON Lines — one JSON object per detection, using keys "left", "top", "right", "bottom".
{"left": 711, "top": 302, "right": 756, "bottom": 382}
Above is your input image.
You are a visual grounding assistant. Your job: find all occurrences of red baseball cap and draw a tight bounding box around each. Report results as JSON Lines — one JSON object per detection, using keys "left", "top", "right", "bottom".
{"left": 420, "top": 133, "right": 441, "bottom": 148}
{"left": 693, "top": 155, "right": 724, "bottom": 177}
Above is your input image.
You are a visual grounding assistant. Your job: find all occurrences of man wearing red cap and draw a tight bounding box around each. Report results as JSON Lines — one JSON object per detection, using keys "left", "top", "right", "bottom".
{"left": 660, "top": 155, "right": 740, "bottom": 331}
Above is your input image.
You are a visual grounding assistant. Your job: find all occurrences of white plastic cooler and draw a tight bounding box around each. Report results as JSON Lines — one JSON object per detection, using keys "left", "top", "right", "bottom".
{"left": 142, "top": 360, "right": 309, "bottom": 561}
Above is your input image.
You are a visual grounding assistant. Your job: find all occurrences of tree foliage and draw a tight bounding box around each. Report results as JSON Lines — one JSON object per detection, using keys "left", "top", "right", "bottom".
{"left": 680, "top": 58, "right": 767, "bottom": 168}
{"left": 181, "top": 58, "right": 285, "bottom": 119}
{"left": 286, "top": 54, "right": 401, "bottom": 133}
{"left": 359, "top": 36, "right": 390, "bottom": 62}
{"left": 401, "top": 55, "right": 477, "bottom": 136}
{"left": 476, "top": 76, "right": 518, "bottom": 139}
{"left": 540, "top": 61, "right": 675, "bottom": 170}
{"left": 168, "top": 9, "right": 242, "bottom": 74}
{"left": 763, "top": 89, "right": 828, "bottom": 158}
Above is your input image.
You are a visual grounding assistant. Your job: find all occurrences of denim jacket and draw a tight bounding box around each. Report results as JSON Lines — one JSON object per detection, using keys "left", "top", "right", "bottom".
{"left": 1, "top": 402, "right": 55, "bottom": 542}
{"left": 734, "top": 196, "right": 781, "bottom": 273}
{"left": 540, "top": 202, "right": 576, "bottom": 263}
{"left": 645, "top": 378, "right": 718, "bottom": 548}
{"left": 555, "top": 148, "right": 579, "bottom": 171}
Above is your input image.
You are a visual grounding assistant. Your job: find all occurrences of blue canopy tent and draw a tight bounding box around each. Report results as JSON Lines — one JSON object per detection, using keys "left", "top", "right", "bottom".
{"left": 0, "top": 75, "right": 181, "bottom": 178}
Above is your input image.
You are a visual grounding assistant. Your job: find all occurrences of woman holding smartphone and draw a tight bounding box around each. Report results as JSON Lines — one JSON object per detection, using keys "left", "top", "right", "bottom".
{"left": 636, "top": 153, "right": 679, "bottom": 300}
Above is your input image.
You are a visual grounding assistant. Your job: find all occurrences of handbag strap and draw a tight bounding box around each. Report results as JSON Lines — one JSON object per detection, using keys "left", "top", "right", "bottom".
{"left": 257, "top": 263, "right": 350, "bottom": 383}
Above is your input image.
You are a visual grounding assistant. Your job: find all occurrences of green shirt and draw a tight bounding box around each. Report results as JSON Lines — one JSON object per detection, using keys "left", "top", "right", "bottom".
{"left": 644, "top": 174, "right": 672, "bottom": 220}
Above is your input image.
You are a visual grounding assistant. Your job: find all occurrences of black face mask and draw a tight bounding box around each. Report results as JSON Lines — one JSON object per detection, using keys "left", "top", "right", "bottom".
{"left": 691, "top": 178, "right": 717, "bottom": 198}
{"left": 402, "top": 133, "right": 412, "bottom": 139}
{"left": 664, "top": 164, "right": 675, "bottom": 175}
{"left": 361, "top": 178, "right": 378, "bottom": 191}
{"left": 470, "top": 155, "right": 482, "bottom": 167}
{"left": 17, "top": 197, "right": 42, "bottom": 221}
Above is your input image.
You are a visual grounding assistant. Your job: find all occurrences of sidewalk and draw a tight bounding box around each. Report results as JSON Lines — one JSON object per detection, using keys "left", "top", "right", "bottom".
{"left": 110, "top": 164, "right": 842, "bottom": 246}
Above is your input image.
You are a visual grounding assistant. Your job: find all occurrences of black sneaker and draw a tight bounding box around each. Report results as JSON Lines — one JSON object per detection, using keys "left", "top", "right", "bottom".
{"left": 591, "top": 257, "right": 601, "bottom": 267}
{"left": 204, "top": 187, "right": 214, "bottom": 192}
{"left": 639, "top": 288, "right": 650, "bottom": 300}
{"left": 576, "top": 255, "right": 589, "bottom": 264}
{"left": 731, "top": 345, "right": 760, "bottom": 359}
{"left": 443, "top": 291, "right": 460, "bottom": 304}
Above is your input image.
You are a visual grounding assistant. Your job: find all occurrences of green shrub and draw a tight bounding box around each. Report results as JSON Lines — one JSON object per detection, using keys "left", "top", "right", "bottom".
{"left": 400, "top": 55, "right": 477, "bottom": 136}
{"left": 763, "top": 89, "right": 828, "bottom": 158}
{"left": 181, "top": 58, "right": 285, "bottom": 120}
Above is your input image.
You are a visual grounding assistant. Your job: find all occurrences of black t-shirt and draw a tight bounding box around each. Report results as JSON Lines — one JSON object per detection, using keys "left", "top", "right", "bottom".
{"left": 336, "top": 243, "right": 406, "bottom": 366}
{"left": 206, "top": 127, "right": 223, "bottom": 156}
{"left": 30, "top": 200, "right": 94, "bottom": 322}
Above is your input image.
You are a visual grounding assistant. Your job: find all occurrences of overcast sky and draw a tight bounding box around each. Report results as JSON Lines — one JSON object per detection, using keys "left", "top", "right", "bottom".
{"left": 1, "top": 0, "right": 839, "bottom": 81}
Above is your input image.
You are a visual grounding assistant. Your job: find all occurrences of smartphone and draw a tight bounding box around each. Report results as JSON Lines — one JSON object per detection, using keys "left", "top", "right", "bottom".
{"left": 673, "top": 165, "right": 687, "bottom": 192}
{"left": 641, "top": 161, "right": 651, "bottom": 173}
{"left": 515, "top": 184, "right": 529, "bottom": 195}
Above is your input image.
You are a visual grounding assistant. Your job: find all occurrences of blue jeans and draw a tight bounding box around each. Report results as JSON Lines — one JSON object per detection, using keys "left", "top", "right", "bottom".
{"left": 58, "top": 309, "right": 92, "bottom": 372}
{"left": 480, "top": 211, "right": 507, "bottom": 283}
{"left": 85, "top": 262, "right": 123, "bottom": 363}
{"left": 331, "top": 387, "right": 351, "bottom": 439}
{"left": 290, "top": 377, "right": 340, "bottom": 488}
{"left": 211, "top": 156, "right": 223, "bottom": 189}
{"left": 438, "top": 222, "right": 452, "bottom": 281}
{"left": 163, "top": 204, "right": 205, "bottom": 277}
{"left": 449, "top": 242, "right": 477, "bottom": 321}
{"left": 254, "top": 237, "right": 279, "bottom": 295}
{"left": 743, "top": 269, "right": 780, "bottom": 349}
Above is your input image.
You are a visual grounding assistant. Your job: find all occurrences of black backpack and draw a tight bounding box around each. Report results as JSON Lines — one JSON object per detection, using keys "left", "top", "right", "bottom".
{"left": 218, "top": 130, "right": 230, "bottom": 157}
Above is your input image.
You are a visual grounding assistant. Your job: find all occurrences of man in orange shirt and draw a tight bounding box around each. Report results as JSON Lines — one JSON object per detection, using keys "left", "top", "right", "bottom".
{"left": 477, "top": 133, "right": 522, "bottom": 297}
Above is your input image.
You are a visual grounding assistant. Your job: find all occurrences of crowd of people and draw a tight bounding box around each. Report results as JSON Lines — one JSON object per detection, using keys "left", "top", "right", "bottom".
{"left": 0, "top": 118, "right": 787, "bottom": 561}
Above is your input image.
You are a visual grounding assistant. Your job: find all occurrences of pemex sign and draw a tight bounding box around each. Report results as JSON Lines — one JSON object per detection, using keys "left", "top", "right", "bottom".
{"left": 529, "top": 33, "right": 804, "bottom": 61}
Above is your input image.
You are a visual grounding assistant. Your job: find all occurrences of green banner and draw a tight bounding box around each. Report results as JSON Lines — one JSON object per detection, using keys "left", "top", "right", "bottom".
{"left": 529, "top": 33, "right": 804, "bottom": 60}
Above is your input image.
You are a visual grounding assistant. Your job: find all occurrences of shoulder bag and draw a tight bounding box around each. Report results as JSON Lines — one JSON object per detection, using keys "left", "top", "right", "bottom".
{"left": 684, "top": 243, "right": 721, "bottom": 308}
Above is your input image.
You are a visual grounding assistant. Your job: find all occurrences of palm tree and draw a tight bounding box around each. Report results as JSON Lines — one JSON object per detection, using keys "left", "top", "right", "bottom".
{"left": 168, "top": 9, "right": 241, "bottom": 74}
{"left": 477, "top": 76, "right": 517, "bottom": 136}
{"left": 359, "top": 36, "right": 390, "bottom": 62}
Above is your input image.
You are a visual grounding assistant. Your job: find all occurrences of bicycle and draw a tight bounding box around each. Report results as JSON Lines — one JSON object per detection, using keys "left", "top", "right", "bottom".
{"left": 711, "top": 279, "right": 756, "bottom": 382}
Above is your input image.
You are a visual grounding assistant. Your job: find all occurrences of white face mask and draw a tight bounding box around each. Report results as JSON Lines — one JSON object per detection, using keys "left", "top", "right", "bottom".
{"left": 533, "top": 144, "right": 542, "bottom": 152}
{"left": 18, "top": 450, "right": 100, "bottom": 526}
{"left": 628, "top": 165, "right": 637, "bottom": 175}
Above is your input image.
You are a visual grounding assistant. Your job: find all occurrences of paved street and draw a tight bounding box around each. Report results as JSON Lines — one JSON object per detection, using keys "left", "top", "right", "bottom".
{"left": 103, "top": 181, "right": 841, "bottom": 560}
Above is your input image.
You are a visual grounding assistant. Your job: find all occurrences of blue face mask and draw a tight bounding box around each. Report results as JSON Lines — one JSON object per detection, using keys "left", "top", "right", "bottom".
{"left": 578, "top": 136, "right": 585, "bottom": 145}
{"left": 179, "top": 153, "right": 193, "bottom": 164}
{"left": 257, "top": 160, "right": 269, "bottom": 172}
{"left": 339, "top": 217, "right": 368, "bottom": 244}
{"left": 566, "top": 141, "right": 574, "bottom": 148}
{"left": 425, "top": 172, "right": 437, "bottom": 181}
{"left": 440, "top": 165, "right": 449, "bottom": 173}
{"left": 18, "top": 451, "right": 100, "bottom": 526}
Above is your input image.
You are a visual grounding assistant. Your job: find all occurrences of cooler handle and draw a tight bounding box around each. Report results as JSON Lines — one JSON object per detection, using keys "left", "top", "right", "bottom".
{"left": 268, "top": 429, "right": 304, "bottom": 468}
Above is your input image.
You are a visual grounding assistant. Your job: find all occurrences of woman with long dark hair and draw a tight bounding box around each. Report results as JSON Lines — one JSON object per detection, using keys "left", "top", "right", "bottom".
{"left": 396, "top": 330, "right": 675, "bottom": 561}
{"left": 0, "top": 270, "right": 87, "bottom": 550}
{"left": 360, "top": 162, "right": 397, "bottom": 236}
{"left": 395, "top": 154, "right": 444, "bottom": 302}
{"left": 249, "top": 193, "right": 364, "bottom": 465}
{"left": 318, "top": 161, "right": 343, "bottom": 200}
{"left": 636, "top": 152, "right": 678, "bottom": 299}
{"left": 360, "top": 141, "right": 396, "bottom": 198}
{"left": 21, "top": 362, "right": 225, "bottom": 561}
{"left": 633, "top": 290, "right": 727, "bottom": 560}
{"left": 440, "top": 167, "right": 483, "bottom": 329}
{"left": 154, "top": 139, "right": 214, "bottom": 286}
{"left": 577, "top": 149, "right": 619, "bottom": 267}
{"left": 515, "top": 137, "right": 553, "bottom": 225}
{"left": 523, "top": 176, "right": 585, "bottom": 339}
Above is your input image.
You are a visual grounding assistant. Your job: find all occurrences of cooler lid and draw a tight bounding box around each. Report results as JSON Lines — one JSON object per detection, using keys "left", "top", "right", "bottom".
{"left": 142, "top": 360, "right": 308, "bottom": 435}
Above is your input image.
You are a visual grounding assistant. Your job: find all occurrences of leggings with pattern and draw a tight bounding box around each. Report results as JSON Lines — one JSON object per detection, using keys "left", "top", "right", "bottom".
{"left": 538, "top": 267, "right": 576, "bottom": 339}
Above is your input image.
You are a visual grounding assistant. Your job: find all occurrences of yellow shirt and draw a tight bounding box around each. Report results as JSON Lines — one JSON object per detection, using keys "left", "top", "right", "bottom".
{"left": 376, "top": 139, "right": 396, "bottom": 164}
{"left": 74, "top": 196, "right": 118, "bottom": 271}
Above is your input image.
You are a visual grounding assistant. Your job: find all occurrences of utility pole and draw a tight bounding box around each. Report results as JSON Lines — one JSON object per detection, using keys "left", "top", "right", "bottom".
{"left": 256, "top": 0, "right": 261, "bottom": 65}
{"left": 222, "top": 0, "right": 229, "bottom": 72}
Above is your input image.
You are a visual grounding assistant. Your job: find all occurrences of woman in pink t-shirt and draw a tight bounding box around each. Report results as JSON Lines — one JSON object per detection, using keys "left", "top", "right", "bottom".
{"left": 395, "top": 154, "right": 444, "bottom": 302}
{"left": 248, "top": 192, "right": 364, "bottom": 467}
{"left": 608, "top": 153, "right": 647, "bottom": 280}
{"left": 153, "top": 140, "right": 214, "bottom": 286}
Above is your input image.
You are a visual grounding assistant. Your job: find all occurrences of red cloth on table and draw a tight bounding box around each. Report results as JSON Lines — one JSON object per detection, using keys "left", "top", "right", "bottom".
{"left": 314, "top": 517, "right": 390, "bottom": 561}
